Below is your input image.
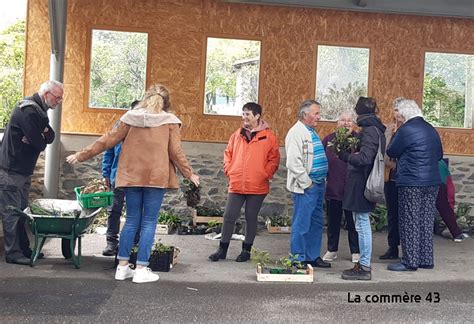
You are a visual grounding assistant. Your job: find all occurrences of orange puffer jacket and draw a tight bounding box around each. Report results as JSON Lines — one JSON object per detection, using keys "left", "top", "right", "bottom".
{"left": 224, "top": 125, "right": 280, "bottom": 195}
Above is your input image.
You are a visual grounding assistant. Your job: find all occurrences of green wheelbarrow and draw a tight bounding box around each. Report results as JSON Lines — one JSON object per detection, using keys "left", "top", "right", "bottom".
{"left": 9, "top": 199, "right": 102, "bottom": 268}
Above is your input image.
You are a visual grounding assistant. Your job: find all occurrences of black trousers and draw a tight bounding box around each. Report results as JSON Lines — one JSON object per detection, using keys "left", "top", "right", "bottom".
{"left": 106, "top": 187, "right": 125, "bottom": 246}
{"left": 384, "top": 181, "right": 400, "bottom": 248}
{"left": 326, "top": 199, "right": 359, "bottom": 254}
{"left": 0, "top": 168, "right": 32, "bottom": 260}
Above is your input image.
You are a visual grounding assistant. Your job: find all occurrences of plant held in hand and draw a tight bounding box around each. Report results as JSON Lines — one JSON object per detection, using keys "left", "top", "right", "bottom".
{"left": 327, "top": 127, "right": 359, "bottom": 154}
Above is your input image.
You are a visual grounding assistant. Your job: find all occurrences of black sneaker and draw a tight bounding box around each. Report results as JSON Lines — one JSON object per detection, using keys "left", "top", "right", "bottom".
{"left": 341, "top": 262, "right": 372, "bottom": 280}
{"left": 102, "top": 244, "right": 118, "bottom": 256}
{"left": 379, "top": 247, "right": 399, "bottom": 260}
{"left": 311, "top": 257, "right": 331, "bottom": 268}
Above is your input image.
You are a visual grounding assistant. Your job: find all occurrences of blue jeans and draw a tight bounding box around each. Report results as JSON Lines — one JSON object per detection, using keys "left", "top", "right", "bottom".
{"left": 353, "top": 212, "right": 372, "bottom": 267}
{"left": 117, "top": 187, "right": 165, "bottom": 266}
{"left": 290, "top": 181, "right": 325, "bottom": 262}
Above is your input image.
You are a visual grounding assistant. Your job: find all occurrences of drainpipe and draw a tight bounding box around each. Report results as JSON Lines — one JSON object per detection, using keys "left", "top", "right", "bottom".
{"left": 43, "top": 0, "right": 68, "bottom": 198}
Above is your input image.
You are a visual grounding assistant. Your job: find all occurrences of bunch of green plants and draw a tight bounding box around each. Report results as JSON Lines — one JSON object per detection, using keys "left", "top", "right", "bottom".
{"left": 267, "top": 214, "right": 291, "bottom": 227}
{"left": 327, "top": 127, "right": 359, "bottom": 154}
{"left": 455, "top": 203, "right": 473, "bottom": 230}
{"left": 370, "top": 205, "right": 388, "bottom": 232}
{"left": 152, "top": 241, "right": 173, "bottom": 254}
{"left": 158, "top": 211, "right": 181, "bottom": 227}
{"left": 250, "top": 247, "right": 271, "bottom": 267}
{"left": 278, "top": 254, "right": 303, "bottom": 270}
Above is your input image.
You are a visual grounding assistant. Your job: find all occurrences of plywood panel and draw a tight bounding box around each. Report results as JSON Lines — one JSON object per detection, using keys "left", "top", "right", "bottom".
{"left": 25, "top": 0, "right": 474, "bottom": 154}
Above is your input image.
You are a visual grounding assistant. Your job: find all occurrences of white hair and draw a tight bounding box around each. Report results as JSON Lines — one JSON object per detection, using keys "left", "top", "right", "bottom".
{"left": 397, "top": 99, "right": 423, "bottom": 121}
{"left": 298, "top": 100, "right": 320, "bottom": 119}
{"left": 337, "top": 110, "right": 355, "bottom": 121}
{"left": 38, "top": 80, "right": 64, "bottom": 95}
{"left": 392, "top": 97, "right": 406, "bottom": 110}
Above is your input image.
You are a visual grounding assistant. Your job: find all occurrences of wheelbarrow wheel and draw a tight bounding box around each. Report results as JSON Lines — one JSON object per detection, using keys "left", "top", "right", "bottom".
{"left": 61, "top": 239, "right": 73, "bottom": 259}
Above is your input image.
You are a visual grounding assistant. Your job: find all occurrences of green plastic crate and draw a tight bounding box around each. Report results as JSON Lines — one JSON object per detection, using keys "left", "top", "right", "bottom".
{"left": 74, "top": 187, "right": 113, "bottom": 208}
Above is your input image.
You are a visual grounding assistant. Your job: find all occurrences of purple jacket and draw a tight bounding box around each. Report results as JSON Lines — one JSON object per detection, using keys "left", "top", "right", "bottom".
{"left": 322, "top": 131, "right": 357, "bottom": 201}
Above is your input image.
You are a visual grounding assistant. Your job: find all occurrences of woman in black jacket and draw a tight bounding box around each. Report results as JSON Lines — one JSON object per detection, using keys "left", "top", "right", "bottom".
{"left": 386, "top": 99, "right": 442, "bottom": 271}
{"left": 338, "top": 97, "right": 386, "bottom": 281}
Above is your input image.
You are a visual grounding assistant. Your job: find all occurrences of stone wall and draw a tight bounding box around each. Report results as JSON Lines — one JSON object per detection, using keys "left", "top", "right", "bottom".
{"left": 29, "top": 137, "right": 474, "bottom": 220}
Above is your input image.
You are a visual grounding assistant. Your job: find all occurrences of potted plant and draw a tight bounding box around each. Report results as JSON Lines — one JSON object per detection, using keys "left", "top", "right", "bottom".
{"left": 149, "top": 241, "right": 174, "bottom": 272}
{"left": 157, "top": 211, "right": 181, "bottom": 234}
{"left": 192, "top": 203, "right": 224, "bottom": 226}
{"left": 266, "top": 214, "right": 292, "bottom": 233}
{"left": 205, "top": 220, "right": 222, "bottom": 234}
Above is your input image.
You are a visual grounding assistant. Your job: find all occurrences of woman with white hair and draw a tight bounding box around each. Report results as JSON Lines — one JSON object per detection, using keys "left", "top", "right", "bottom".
{"left": 386, "top": 99, "right": 443, "bottom": 271}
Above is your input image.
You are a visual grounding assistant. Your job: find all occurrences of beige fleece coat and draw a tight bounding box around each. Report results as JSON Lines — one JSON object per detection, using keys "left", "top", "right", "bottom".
{"left": 76, "top": 109, "right": 193, "bottom": 189}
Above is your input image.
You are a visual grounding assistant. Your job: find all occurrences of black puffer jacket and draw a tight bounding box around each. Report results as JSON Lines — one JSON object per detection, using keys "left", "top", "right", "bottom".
{"left": 386, "top": 116, "right": 442, "bottom": 187}
{"left": 0, "top": 93, "right": 54, "bottom": 175}
{"left": 342, "top": 114, "right": 386, "bottom": 213}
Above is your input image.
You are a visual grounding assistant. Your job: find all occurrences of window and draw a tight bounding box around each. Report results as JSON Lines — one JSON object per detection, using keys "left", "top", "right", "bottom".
{"left": 315, "top": 45, "right": 370, "bottom": 121}
{"left": 423, "top": 52, "right": 474, "bottom": 129}
{"left": 203, "top": 37, "right": 261, "bottom": 116}
{"left": 88, "top": 29, "right": 148, "bottom": 109}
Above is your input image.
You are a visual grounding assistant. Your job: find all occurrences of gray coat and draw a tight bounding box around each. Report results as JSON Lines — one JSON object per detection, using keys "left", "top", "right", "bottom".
{"left": 342, "top": 114, "right": 386, "bottom": 213}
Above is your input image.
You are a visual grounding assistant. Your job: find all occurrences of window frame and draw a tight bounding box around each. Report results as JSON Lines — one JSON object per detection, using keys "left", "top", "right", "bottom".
{"left": 199, "top": 34, "right": 264, "bottom": 120}
{"left": 312, "top": 41, "right": 374, "bottom": 124}
{"left": 84, "top": 25, "right": 151, "bottom": 112}
{"left": 421, "top": 48, "right": 474, "bottom": 131}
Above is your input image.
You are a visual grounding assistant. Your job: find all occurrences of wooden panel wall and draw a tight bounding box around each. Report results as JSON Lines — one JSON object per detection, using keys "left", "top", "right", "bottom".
{"left": 25, "top": 0, "right": 474, "bottom": 154}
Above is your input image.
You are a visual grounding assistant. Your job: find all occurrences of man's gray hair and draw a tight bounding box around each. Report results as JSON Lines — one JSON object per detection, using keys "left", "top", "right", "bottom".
{"left": 298, "top": 100, "right": 320, "bottom": 119}
{"left": 397, "top": 99, "right": 423, "bottom": 121}
{"left": 38, "top": 80, "right": 64, "bottom": 95}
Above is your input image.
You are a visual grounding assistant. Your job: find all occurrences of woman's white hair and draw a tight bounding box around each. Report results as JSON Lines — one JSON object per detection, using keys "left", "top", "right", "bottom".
{"left": 38, "top": 80, "right": 63, "bottom": 95}
{"left": 337, "top": 110, "right": 355, "bottom": 121}
{"left": 397, "top": 99, "right": 423, "bottom": 121}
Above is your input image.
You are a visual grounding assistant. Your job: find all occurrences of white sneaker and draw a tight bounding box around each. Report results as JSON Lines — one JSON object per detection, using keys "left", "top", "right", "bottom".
{"left": 352, "top": 253, "right": 360, "bottom": 263}
{"left": 133, "top": 267, "right": 160, "bottom": 283}
{"left": 322, "top": 251, "right": 337, "bottom": 262}
{"left": 454, "top": 233, "right": 469, "bottom": 243}
{"left": 115, "top": 264, "right": 135, "bottom": 280}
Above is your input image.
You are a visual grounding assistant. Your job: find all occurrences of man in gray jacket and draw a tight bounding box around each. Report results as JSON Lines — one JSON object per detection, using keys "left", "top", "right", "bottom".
{"left": 0, "top": 80, "right": 63, "bottom": 265}
{"left": 285, "top": 100, "right": 330, "bottom": 268}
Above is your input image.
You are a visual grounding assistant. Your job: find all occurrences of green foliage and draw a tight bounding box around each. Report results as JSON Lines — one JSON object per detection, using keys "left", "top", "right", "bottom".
{"left": 422, "top": 73, "right": 466, "bottom": 128}
{"left": 327, "top": 127, "right": 359, "bottom": 154}
{"left": 370, "top": 205, "right": 388, "bottom": 232}
{"left": 278, "top": 254, "right": 303, "bottom": 270}
{"left": 158, "top": 211, "right": 180, "bottom": 227}
{"left": 455, "top": 203, "right": 473, "bottom": 230}
{"left": 152, "top": 241, "right": 172, "bottom": 254}
{"left": 250, "top": 247, "right": 271, "bottom": 267}
{"left": 267, "top": 214, "right": 291, "bottom": 227}
{"left": 0, "top": 20, "right": 25, "bottom": 127}
{"left": 89, "top": 30, "right": 147, "bottom": 108}
{"left": 204, "top": 38, "right": 260, "bottom": 114}
{"left": 316, "top": 45, "right": 369, "bottom": 120}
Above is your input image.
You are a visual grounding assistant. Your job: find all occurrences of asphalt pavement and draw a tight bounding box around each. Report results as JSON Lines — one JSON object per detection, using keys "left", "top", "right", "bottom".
{"left": 0, "top": 230, "right": 473, "bottom": 323}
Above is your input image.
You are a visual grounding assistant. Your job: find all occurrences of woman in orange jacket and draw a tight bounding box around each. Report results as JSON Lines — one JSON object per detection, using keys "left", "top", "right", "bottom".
{"left": 209, "top": 102, "right": 280, "bottom": 262}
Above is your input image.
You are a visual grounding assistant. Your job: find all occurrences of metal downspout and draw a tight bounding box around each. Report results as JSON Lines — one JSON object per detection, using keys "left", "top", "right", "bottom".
{"left": 43, "top": 0, "right": 67, "bottom": 198}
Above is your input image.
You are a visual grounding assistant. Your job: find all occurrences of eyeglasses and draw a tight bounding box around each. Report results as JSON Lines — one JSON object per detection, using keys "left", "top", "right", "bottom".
{"left": 48, "top": 91, "right": 63, "bottom": 103}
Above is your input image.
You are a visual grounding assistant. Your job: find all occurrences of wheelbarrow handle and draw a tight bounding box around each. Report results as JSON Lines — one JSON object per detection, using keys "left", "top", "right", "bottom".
{"left": 6, "top": 206, "right": 34, "bottom": 221}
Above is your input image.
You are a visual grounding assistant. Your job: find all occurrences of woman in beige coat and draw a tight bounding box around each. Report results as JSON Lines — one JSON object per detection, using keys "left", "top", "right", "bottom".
{"left": 67, "top": 84, "right": 199, "bottom": 283}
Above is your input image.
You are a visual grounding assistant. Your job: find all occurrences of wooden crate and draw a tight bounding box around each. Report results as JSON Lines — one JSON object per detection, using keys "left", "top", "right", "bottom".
{"left": 192, "top": 209, "right": 224, "bottom": 226}
{"left": 156, "top": 224, "right": 172, "bottom": 235}
{"left": 266, "top": 222, "right": 291, "bottom": 234}
{"left": 256, "top": 264, "right": 313, "bottom": 283}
